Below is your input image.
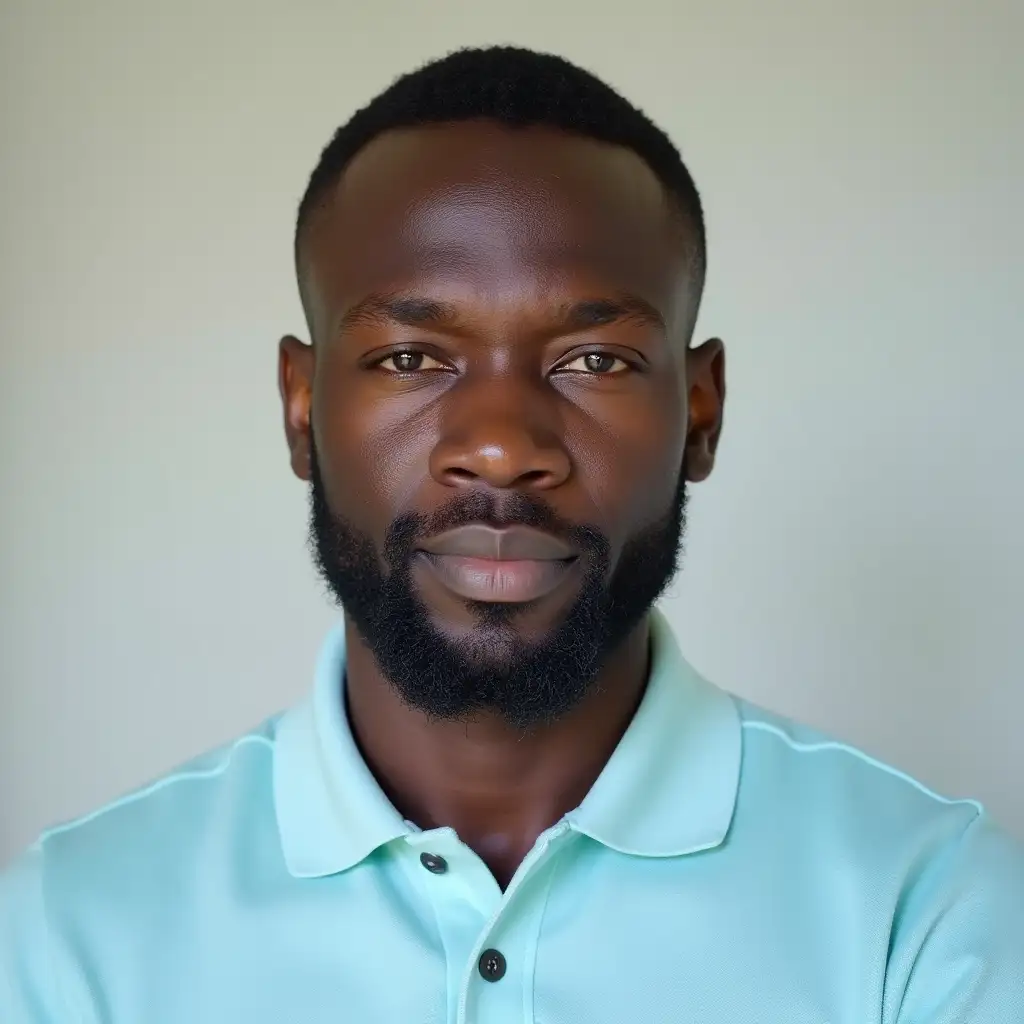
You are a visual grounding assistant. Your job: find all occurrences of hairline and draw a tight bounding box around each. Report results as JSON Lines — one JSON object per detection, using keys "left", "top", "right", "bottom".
{"left": 294, "top": 123, "right": 706, "bottom": 332}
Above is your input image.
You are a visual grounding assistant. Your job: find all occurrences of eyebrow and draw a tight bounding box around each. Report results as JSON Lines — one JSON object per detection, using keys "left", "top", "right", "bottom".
{"left": 557, "top": 297, "right": 665, "bottom": 332}
{"left": 337, "top": 292, "right": 666, "bottom": 337}
{"left": 339, "top": 295, "right": 461, "bottom": 335}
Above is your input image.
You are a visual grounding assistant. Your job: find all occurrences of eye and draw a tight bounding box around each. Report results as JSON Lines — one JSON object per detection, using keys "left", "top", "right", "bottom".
{"left": 376, "top": 350, "right": 447, "bottom": 373}
{"left": 557, "top": 352, "right": 630, "bottom": 375}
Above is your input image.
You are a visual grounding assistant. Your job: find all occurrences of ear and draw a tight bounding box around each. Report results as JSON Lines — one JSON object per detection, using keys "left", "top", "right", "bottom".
{"left": 683, "top": 338, "right": 726, "bottom": 483}
{"left": 278, "top": 335, "right": 315, "bottom": 481}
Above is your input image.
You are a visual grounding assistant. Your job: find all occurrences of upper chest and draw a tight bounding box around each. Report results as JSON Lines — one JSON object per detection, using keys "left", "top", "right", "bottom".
{"left": 68, "top": 825, "right": 896, "bottom": 1024}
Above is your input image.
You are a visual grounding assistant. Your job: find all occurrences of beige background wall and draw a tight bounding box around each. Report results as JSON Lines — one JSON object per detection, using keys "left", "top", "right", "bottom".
{"left": 1, "top": 0, "right": 1022, "bottom": 863}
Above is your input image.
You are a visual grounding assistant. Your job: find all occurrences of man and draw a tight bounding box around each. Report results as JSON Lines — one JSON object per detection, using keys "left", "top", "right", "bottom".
{"left": 2, "top": 44, "right": 1022, "bottom": 1023}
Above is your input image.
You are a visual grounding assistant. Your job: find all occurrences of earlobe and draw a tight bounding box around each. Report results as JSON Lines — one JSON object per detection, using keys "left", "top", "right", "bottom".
{"left": 684, "top": 338, "right": 726, "bottom": 483}
{"left": 278, "top": 335, "right": 315, "bottom": 482}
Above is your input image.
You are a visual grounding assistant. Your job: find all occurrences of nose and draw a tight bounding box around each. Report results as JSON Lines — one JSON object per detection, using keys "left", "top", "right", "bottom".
{"left": 428, "top": 379, "right": 572, "bottom": 492}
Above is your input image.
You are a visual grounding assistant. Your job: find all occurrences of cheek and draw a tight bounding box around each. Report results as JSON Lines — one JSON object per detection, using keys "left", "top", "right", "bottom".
{"left": 580, "top": 448, "right": 684, "bottom": 546}
{"left": 314, "top": 376, "right": 441, "bottom": 529}
{"left": 565, "top": 395, "right": 686, "bottom": 536}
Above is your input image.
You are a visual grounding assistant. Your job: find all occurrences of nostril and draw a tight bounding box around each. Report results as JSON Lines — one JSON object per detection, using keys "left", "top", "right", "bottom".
{"left": 430, "top": 440, "right": 571, "bottom": 491}
{"left": 519, "top": 469, "right": 552, "bottom": 485}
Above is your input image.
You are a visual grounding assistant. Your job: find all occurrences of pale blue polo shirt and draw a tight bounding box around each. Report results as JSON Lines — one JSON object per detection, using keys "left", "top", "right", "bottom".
{"left": 2, "top": 609, "right": 1023, "bottom": 1022}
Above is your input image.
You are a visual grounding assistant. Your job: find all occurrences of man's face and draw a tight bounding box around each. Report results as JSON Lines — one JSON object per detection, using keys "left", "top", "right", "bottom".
{"left": 281, "top": 122, "right": 724, "bottom": 727}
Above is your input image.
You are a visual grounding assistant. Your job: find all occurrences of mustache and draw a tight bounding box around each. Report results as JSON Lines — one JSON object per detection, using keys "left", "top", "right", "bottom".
{"left": 413, "top": 490, "right": 565, "bottom": 535}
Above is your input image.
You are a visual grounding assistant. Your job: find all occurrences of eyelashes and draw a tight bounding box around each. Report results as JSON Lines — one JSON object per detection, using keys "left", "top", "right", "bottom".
{"left": 375, "top": 350, "right": 447, "bottom": 373}
{"left": 373, "top": 348, "right": 634, "bottom": 377}
{"left": 556, "top": 352, "right": 629, "bottom": 375}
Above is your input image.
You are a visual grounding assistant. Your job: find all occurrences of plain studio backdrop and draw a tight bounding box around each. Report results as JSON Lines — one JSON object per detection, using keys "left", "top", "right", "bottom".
{"left": 1, "top": 0, "right": 1022, "bottom": 864}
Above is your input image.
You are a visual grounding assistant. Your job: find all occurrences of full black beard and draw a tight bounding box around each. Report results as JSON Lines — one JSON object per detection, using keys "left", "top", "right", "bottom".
{"left": 309, "top": 443, "right": 688, "bottom": 730}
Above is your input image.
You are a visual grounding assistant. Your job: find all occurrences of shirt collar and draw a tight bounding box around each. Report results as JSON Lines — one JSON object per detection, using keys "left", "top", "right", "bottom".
{"left": 273, "top": 608, "right": 741, "bottom": 878}
{"left": 565, "top": 609, "right": 741, "bottom": 856}
{"left": 273, "top": 623, "right": 410, "bottom": 878}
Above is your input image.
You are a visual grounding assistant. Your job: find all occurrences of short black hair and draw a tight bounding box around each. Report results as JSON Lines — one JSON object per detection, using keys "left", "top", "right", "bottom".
{"left": 295, "top": 45, "right": 705, "bottom": 268}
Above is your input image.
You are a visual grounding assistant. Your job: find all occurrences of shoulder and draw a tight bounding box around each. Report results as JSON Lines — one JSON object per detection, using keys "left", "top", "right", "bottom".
{"left": 3, "top": 716, "right": 283, "bottom": 941}
{"left": 38, "top": 718, "right": 280, "bottom": 871}
{"left": 735, "top": 698, "right": 988, "bottom": 840}
{"left": 732, "top": 698, "right": 1024, "bottom": 1018}
{"left": 0, "top": 718, "right": 284, "bottom": 1018}
{"left": 729, "top": 695, "right": 1024, "bottom": 896}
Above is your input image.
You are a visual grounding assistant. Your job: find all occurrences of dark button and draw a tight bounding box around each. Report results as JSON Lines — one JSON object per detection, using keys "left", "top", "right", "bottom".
{"left": 419, "top": 852, "right": 448, "bottom": 874}
{"left": 478, "top": 948, "right": 507, "bottom": 982}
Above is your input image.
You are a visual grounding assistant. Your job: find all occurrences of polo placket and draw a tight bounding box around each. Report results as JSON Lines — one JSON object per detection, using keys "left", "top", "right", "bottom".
{"left": 401, "top": 822, "right": 574, "bottom": 1024}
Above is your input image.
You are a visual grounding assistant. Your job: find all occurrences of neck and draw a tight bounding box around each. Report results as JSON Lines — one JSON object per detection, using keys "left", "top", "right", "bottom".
{"left": 343, "top": 616, "right": 653, "bottom": 889}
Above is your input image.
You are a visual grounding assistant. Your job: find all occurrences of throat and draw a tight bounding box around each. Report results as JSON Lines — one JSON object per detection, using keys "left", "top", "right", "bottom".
{"left": 342, "top": 615, "right": 655, "bottom": 889}
{"left": 466, "top": 831, "right": 545, "bottom": 892}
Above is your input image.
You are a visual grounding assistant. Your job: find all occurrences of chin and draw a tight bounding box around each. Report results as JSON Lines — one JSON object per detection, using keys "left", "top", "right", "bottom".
{"left": 427, "top": 604, "right": 528, "bottom": 641}
{"left": 429, "top": 597, "right": 572, "bottom": 645}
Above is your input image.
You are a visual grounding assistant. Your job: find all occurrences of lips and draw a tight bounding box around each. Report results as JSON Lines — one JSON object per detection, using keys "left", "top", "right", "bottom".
{"left": 417, "top": 524, "right": 577, "bottom": 561}
{"left": 415, "top": 524, "right": 579, "bottom": 603}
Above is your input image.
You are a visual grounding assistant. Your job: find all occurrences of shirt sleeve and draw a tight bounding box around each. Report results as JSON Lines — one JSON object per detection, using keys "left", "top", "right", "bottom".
{"left": 894, "top": 811, "right": 1024, "bottom": 1024}
{"left": 0, "top": 844, "right": 69, "bottom": 1022}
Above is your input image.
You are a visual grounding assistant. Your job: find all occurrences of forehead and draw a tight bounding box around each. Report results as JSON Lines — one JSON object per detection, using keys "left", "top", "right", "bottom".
{"left": 299, "top": 121, "right": 699, "bottom": 339}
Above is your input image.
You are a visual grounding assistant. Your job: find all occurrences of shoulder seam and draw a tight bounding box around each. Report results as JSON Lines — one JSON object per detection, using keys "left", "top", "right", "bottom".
{"left": 39, "top": 733, "right": 275, "bottom": 844}
{"left": 741, "top": 719, "right": 985, "bottom": 813}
